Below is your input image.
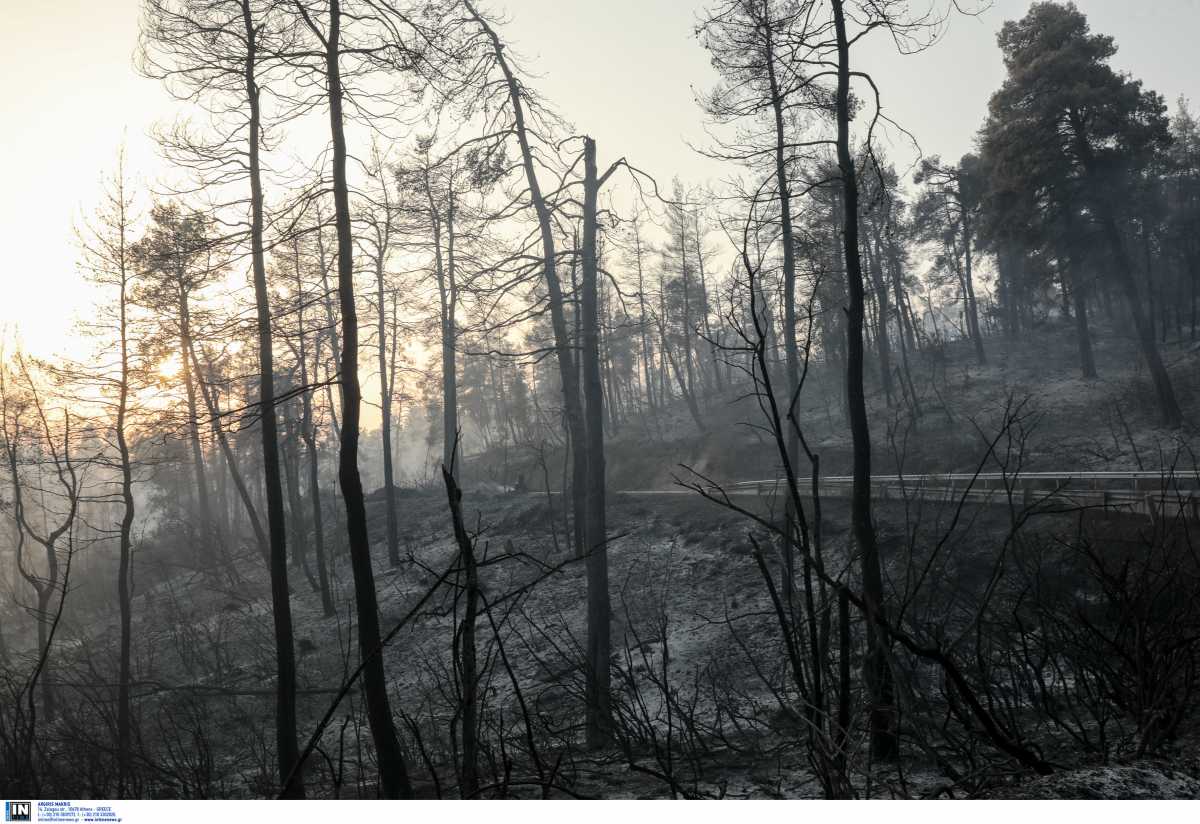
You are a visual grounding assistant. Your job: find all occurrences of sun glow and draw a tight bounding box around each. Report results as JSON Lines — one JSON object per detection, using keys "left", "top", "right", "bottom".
{"left": 157, "top": 353, "right": 182, "bottom": 381}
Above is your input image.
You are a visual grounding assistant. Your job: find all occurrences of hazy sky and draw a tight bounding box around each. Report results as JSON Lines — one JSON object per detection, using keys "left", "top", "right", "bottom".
{"left": 2, "top": 0, "right": 1198, "bottom": 361}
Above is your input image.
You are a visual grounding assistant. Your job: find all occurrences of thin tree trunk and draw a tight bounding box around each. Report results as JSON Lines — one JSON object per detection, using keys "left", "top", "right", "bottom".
{"left": 242, "top": 1, "right": 303, "bottom": 797}
{"left": 766, "top": 17, "right": 802, "bottom": 608}
{"left": 692, "top": 215, "right": 722, "bottom": 394}
{"left": 443, "top": 467, "right": 479, "bottom": 797}
{"left": 1106, "top": 211, "right": 1181, "bottom": 425}
{"left": 190, "top": 345, "right": 270, "bottom": 566}
{"left": 370, "top": 183, "right": 400, "bottom": 568}
{"left": 887, "top": 243, "right": 922, "bottom": 419}
{"left": 962, "top": 210, "right": 986, "bottom": 365}
{"left": 314, "top": 212, "right": 343, "bottom": 442}
{"left": 294, "top": 240, "right": 334, "bottom": 616}
{"left": 429, "top": 188, "right": 459, "bottom": 477}
{"left": 314, "top": 0, "right": 411, "bottom": 797}
{"left": 658, "top": 267, "right": 672, "bottom": 405}
{"left": 283, "top": 410, "right": 318, "bottom": 590}
{"left": 581, "top": 137, "right": 612, "bottom": 748}
{"left": 632, "top": 222, "right": 656, "bottom": 413}
{"left": 887, "top": 236, "right": 918, "bottom": 354}
{"left": 302, "top": 424, "right": 333, "bottom": 616}
{"left": 1189, "top": 252, "right": 1198, "bottom": 340}
{"left": 569, "top": 235, "right": 587, "bottom": 560}
{"left": 677, "top": 216, "right": 700, "bottom": 408}
{"left": 110, "top": 159, "right": 136, "bottom": 796}
{"left": 1071, "top": 111, "right": 1181, "bottom": 426}
{"left": 833, "top": 0, "right": 895, "bottom": 761}
{"left": 867, "top": 230, "right": 894, "bottom": 403}
{"left": 178, "top": 290, "right": 213, "bottom": 566}
{"left": 1067, "top": 261, "right": 1097, "bottom": 378}
{"left": 466, "top": 1, "right": 588, "bottom": 561}
{"left": 657, "top": 315, "right": 708, "bottom": 433}
{"left": 36, "top": 588, "right": 55, "bottom": 723}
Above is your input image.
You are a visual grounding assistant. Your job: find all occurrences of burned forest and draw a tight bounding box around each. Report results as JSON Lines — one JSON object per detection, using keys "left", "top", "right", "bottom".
{"left": 3, "top": 0, "right": 1200, "bottom": 806}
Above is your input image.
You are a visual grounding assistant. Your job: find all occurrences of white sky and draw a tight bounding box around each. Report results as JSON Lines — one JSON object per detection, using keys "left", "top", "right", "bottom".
{"left": 2, "top": 0, "right": 1198, "bottom": 362}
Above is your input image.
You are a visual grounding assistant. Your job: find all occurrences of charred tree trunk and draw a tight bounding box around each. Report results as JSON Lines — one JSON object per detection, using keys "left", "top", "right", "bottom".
{"left": 1071, "top": 112, "right": 1181, "bottom": 427}
{"left": 1067, "top": 260, "right": 1098, "bottom": 379}
{"left": 867, "top": 230, "right": 895, "bottom": 404}
{"left": 190, "top": 346, "right": 270, "bottom": 567}
{"left": 443, "top": 467, "right": 479, "bottom": 797}
{"left": 374, "top": 210, "right": 400, "bottom": 568}
{"left": 429, "top": 187, "right": 460, "bottom": 478}
{"left": 283, "top": 410, "right": 317, "bottom": 591}
{"left": 1103, "top": 209, "right": 1181, "bottom": 426}
{"left": 317, "top": 0, "right": 412, "bottom": 798}
{"left": 833, "top": 0, "right": 896, "bottom": 761}
{"left": 677, "top": 218, "right": 701, "bottom": 412}
{"left": 996, "top": 244, "right": 1020, "bottom": 340}
{"left": 315, "top": 222, "right": 343, "bottom": 442}
{"left": 110, "top": 164, "right": 136, "bottom": 796}
{"left": 658, "top": 315, "right": 708, "bottom": 433}
{"left": 887, "top": 235, "right": 918, "bottom": 356}
{"left": 301, "top": 424, "right": 333, "bottom": 616}
{"left": 632, "top": 222, "right": 656, "bottom": 414}
{"left": 177, "top": 289, "right": 213, "bottom": 566}
{"left": 692, "top": 217, "right": 722, "bottom": 395}
{"left": 294, "top": 241, "right": 334, "bottom": 616}
{"left": 569, "top": 238, "right": 588, "bottom": 559}
{"left": 581, "top": 137, "right": 612, "bottom": 748}
{"left": 242, "top": 1, "right": 303, "bottom": 797}
{"left": 466, "top": 1, "right": 588, "bottom": 561}
{"left": 961, "top": 210, "right": 986, "bottom": 365}
{"left": 766, "top": 20, "right": 802, "bottom": 606}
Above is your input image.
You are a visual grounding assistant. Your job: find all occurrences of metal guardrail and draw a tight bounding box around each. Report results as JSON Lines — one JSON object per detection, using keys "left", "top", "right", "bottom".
{"left": 726, "top": 471, "right": 1200, "bottom": 522}
{"left": 615, "top": 471, "right": 1200, "bottom": 522}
